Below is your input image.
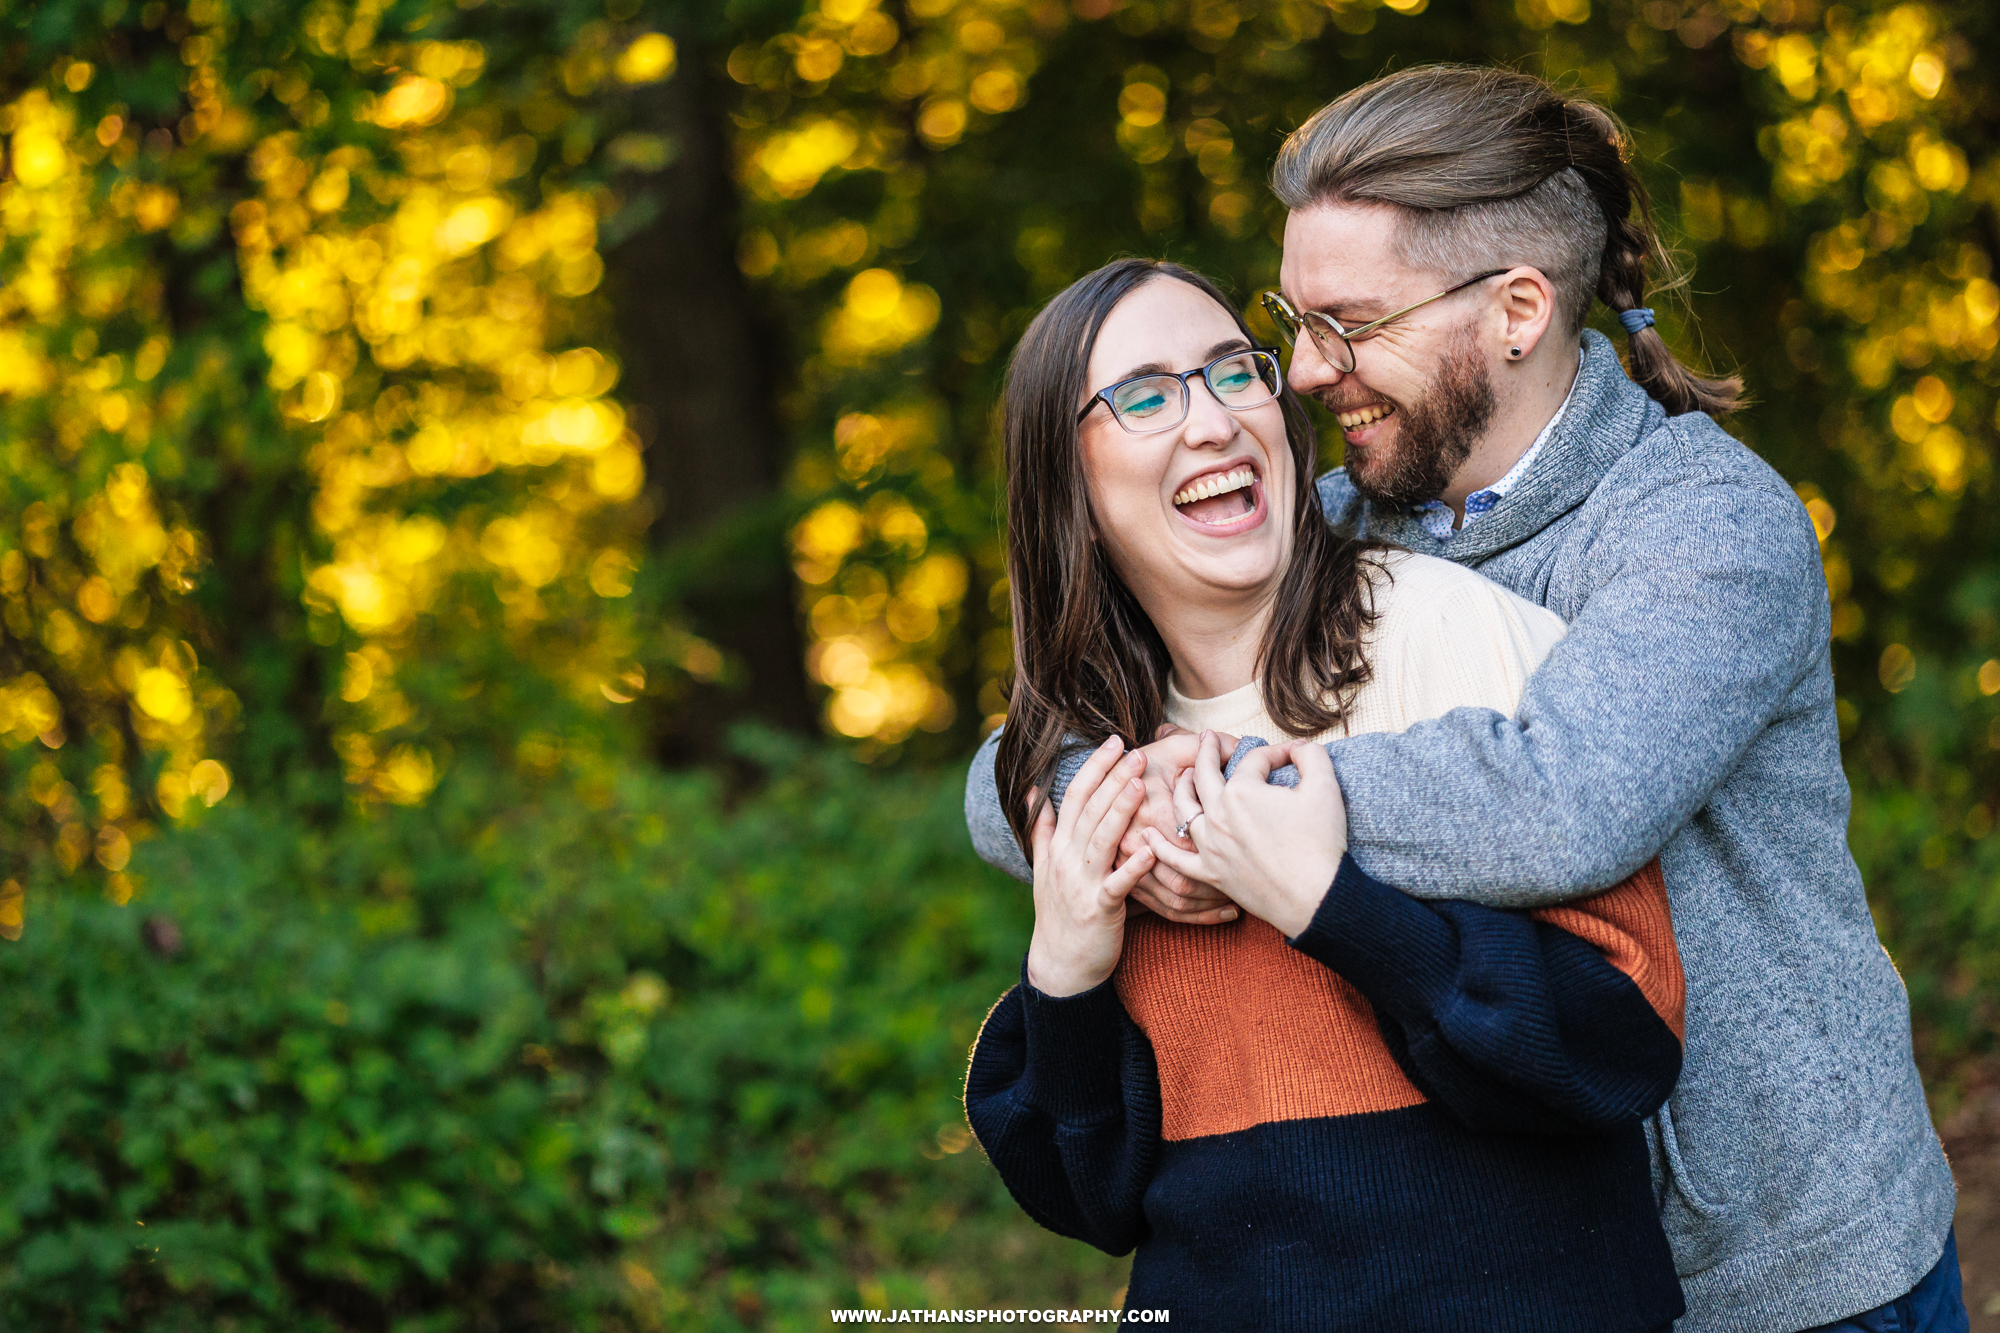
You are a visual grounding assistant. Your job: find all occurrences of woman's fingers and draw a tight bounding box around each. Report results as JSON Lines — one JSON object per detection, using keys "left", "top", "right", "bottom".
{"left": 1291, "top": 736, "right": 1337, "bottom": 789}
{"left": 1083, "top": 773, "right": 1146, "bottom": 868}
{"left": 1291, "top": 739, "right": 1349, "bottom": 843}
{"left": 1056, "top": 735, "right": 1129, "bottom": 839}
{"left": 1229, "top": 740, "right": 1291, "bottom": 786}
{"left": 1103, "top": 842, "right": 1156, "bottom": 900}
{"left": 1142, "top": 826, "right": 1209, "bottom": 883}
{"left": 1191, "top": 729, "right": 1230, "bottom": 814}
{"left": 1072, "top": 750, "right": 1143, "bottom": 858}
{"left": 1028, "top": 787, "right": 1055, "bottom": 870}
{"left": 1171, "top": 766, "right": 1202, "bottom": 842}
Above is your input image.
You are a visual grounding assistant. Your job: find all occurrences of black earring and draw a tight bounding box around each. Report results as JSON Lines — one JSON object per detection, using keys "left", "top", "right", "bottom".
{"left": 1508, "top": 347, "right": 1522, "bottom": 359}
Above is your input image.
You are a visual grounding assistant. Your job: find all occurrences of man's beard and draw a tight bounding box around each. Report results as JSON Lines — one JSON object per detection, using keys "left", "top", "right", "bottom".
{"left": 1331, "top": 328, "right": 1496, "bottom": 510}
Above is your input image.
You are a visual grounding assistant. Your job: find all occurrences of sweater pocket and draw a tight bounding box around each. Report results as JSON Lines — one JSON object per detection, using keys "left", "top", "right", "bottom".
{"left": 1647, "top": 1096, "right": 1738, "bottom": 1274}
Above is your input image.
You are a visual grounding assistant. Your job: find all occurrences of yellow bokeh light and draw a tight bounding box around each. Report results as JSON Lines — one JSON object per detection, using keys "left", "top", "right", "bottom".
{"left": 134, "top": 669, "right": 193, "bottom": 725}
{"left": 371, "top": 75, "right": 452, "bottom": 129}
{"left": 615, "top": 34, "right": 677, "bottom": 85}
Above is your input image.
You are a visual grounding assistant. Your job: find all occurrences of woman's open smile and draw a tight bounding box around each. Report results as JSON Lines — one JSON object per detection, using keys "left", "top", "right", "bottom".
{"left": 1170, "top": 459, "right": 1267, "bottom": 535}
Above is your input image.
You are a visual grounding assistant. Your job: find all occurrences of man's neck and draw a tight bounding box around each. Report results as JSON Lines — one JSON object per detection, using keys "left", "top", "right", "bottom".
{"left": 1438, "top": 341, "right": 1582, "bottom": 523}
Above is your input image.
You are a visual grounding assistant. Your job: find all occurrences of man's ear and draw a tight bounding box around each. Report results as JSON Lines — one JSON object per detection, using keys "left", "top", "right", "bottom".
{"left": 1496, "top": 267, "right": 1559, "bottom": 362}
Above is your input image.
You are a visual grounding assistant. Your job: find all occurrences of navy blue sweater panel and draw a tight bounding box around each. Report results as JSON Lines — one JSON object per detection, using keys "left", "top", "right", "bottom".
{"left": 963, "top": 977, "right": 1161, "bottom": 1256}
{"left": 1129, "top": 1108, "right": 1683, "bottom": 1332}
{"left": 1292, "top": 856, "right": 1685, "bottom": 1135}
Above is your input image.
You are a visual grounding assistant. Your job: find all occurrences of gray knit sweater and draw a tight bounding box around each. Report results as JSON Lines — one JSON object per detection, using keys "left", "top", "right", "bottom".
{"left": 962, "top": 331, "right": 1956, "bottom": 1333}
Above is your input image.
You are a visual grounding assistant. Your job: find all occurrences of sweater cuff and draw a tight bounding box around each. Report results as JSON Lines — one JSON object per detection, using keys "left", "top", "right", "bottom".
{"left": 1018, "top": 961, "right": 1130, "bottom": 1124}
{"left": 1287, "top": 854, "right": 1457, "bottom": 1023}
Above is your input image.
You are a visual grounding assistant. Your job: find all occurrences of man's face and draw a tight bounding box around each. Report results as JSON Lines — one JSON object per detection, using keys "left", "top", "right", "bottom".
{"left": 1278, "top": 202, "right": 1498, "bottom": 508}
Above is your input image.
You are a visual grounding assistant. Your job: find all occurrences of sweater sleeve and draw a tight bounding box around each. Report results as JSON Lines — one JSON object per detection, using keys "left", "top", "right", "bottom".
{"left": 962, "top": 969, "right": 1163, "bottom": 1255}
{"left": 1288, "top": 854, "right": 1684, "bottom": 1136}
{"left": 1331, "top": 471, "right": 1828, "bottom": 904}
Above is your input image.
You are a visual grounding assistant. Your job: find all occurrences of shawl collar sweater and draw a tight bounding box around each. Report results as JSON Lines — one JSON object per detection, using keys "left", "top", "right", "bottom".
{"left": 963, "top": 332, "right": 1957, "bottom": 1332}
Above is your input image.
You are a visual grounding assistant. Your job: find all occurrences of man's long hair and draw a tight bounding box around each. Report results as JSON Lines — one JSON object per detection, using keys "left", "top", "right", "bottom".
{"left": 1272, "top": 65, "right": 1744, "bottom": 416}
{"left": 994, "top": 259, "right": 1383, "bottom": 854}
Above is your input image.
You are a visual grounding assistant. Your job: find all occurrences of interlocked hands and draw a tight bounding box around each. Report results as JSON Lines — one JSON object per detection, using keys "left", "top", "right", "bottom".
{"left": 1141, "top": 731, "right": 1348, "bottom": 940}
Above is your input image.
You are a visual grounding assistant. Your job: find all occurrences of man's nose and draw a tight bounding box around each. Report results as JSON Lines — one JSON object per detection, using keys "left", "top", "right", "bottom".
{"left": 1286, "top": 337, "right": 1344, "bottom": 395}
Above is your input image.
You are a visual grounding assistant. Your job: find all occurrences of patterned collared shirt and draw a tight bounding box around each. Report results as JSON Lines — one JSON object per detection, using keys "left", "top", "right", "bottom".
{"left": 1415, "top": 352, "right": 1584, "bottom": 541}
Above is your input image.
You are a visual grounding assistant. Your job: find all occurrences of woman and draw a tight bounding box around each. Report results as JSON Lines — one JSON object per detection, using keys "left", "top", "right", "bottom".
{"left": 966, "top": 258, "right": 1687, "bottom": 1331}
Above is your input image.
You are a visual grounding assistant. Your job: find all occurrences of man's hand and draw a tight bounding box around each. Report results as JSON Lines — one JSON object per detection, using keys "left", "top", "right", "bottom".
{"left": 1119, "top": 728, "right": 1238, "bottom": 924}
{"left": 1143, "top": 733, "right": 1349, "bottom": 939}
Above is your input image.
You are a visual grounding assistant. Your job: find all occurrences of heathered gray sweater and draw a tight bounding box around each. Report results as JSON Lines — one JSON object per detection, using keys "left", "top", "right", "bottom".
{"left": 963, "top": 331, "right": 1956, "bottom": 1333}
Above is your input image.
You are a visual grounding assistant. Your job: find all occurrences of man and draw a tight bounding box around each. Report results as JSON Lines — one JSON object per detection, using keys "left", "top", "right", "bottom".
{"left": 964, "top": 66, "right": 1965, "bottom": 1333}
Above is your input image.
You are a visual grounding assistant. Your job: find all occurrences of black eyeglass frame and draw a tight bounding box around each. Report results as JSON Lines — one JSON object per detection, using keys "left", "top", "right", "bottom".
{"left": 1075, "top": 346, "right": 1285, "bottom": 434}
{"left": 1260, "top": 270, "right": 1509, "bottom": 373}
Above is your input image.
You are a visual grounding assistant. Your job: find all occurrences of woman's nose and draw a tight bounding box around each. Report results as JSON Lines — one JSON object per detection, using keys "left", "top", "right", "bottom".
{"left": 1180, "top": 377, "right": 1235, "bottom": 445}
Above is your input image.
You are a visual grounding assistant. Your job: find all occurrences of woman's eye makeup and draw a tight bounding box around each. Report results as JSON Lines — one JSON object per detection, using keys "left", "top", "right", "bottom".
{"left": 1113, "top": 382, "right": 1173, "bottom": 418}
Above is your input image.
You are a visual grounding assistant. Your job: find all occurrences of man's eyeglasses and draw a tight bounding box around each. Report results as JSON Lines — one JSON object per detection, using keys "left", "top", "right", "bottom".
{"left": 1077, "top": 348, "right": 1284, "bottom": 436}
{"left": 1260, "top": 270, "right": 1508, "bottom": 373}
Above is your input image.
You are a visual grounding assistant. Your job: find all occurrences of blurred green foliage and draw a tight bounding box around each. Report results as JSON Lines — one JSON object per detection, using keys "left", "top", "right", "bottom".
{"left": 0, "top": 740, "right": 1126, "bottom": 1328}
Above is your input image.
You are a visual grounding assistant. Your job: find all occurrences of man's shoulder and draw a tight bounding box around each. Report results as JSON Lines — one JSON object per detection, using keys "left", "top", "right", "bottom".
{"left": 1610, "top": 410, "right": 1800, "bottom": 513}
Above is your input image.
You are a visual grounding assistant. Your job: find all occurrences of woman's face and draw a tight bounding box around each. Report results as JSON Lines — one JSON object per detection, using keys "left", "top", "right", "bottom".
{"left": 1077, "top": 277, "right": 1297, "bottom": 614}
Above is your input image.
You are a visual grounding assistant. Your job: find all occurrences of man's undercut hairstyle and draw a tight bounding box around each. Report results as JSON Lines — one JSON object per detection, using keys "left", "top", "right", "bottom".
{"left": 1273, "top": 65, "right": 1744, "bottom": 417}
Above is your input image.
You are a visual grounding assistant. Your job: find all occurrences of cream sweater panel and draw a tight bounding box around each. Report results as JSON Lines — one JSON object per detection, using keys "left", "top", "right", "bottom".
{"left": 1164, "top": 551, "right": 1569, "bottom": 744}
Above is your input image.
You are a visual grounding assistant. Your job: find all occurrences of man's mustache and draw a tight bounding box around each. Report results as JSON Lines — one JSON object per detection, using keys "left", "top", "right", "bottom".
{"left": 1310, "top": 386, "right": 1400, "bottom": 415}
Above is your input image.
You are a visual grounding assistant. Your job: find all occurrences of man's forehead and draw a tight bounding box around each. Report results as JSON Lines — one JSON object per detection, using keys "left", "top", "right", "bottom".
{"left": 1280, "top": 202, "right": 1417, "bottom": 308}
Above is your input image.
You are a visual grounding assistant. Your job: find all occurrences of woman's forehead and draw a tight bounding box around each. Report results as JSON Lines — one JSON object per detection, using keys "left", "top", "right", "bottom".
{"left": 1088, "top": 278, "right": 1241, "bottom": 378}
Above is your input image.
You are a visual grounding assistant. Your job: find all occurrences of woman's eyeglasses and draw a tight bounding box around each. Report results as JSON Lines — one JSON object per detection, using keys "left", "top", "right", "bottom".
{"left": 1259, "top": 271, "right": 1508, "bottom": 373}
{"left": 1077, "top": 348, "right": 1283, "bottom": 436}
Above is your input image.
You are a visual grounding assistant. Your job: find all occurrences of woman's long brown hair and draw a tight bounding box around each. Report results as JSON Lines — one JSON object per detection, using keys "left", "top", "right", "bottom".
{"left": 995, "top": 259, "right": 1383, "bottom": 854}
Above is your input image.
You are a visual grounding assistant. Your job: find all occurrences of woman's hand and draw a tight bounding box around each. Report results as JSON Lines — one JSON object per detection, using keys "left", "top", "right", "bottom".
{"left": 1025, "top": 735, "right": 1159, "bottom": 997}
{"left": 1119, "top": 727, "right": 1239, "bottom": 925}
{"left": 1142, "top": 732, "right": 1347, "bottom": 939}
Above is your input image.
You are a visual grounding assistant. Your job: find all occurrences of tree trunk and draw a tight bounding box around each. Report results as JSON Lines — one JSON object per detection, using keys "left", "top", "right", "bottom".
{"left": 606, "top": 34, "right": 815, "bottom": 764}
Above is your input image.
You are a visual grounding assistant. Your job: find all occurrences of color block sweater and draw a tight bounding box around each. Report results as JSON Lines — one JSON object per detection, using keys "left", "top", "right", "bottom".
{"left": 967, "top": 553, "right": 1687, "bottom": 1330}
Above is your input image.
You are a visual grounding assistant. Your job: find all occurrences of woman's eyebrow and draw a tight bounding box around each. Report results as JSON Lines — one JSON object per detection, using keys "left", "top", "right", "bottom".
{"left": 1106, "top": 359, "right": 1172, "bottom": 383}
{"left": 1106, "top": 340, "right": 1253, "bottom": 384}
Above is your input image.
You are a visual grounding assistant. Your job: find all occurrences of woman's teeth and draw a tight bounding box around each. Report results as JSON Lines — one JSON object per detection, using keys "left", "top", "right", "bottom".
{"left": 1336, "top": 403, "right": 1394, "bottom": 429}
{"left": 1172, "top": 466, "right": 1256, "bottom": 508}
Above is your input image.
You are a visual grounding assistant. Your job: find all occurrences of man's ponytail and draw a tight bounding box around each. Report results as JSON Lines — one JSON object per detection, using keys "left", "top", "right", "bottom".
{"left": 1272, "top": 66, "right": 1747, "bottom": 418}
{"left": 1565, "top": 100, "right": 1747, "bottom": 416}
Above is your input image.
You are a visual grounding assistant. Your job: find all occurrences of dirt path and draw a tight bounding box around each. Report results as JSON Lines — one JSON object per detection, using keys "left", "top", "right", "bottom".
{"left": 1942, "top": 1067, "right": 2000, "bottom": 1327}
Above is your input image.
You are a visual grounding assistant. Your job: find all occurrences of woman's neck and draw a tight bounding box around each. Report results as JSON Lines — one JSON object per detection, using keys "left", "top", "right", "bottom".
{"left": 1149, "top": 586, "right": 1277, "bottom": 701}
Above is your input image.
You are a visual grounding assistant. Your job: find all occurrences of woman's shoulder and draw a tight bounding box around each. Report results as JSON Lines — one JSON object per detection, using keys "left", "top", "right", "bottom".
{"left": 1365, "top": 550, "right": 1559, "bottom": 633}
{"left": 1358, "top": 549, "right": 1567, "bottom": 723}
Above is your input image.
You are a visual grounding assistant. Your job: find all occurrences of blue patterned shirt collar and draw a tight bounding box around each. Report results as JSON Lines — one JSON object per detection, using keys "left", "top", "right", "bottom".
{"left": 1415, "top": 350, "right": 1584, "bottom": 541}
